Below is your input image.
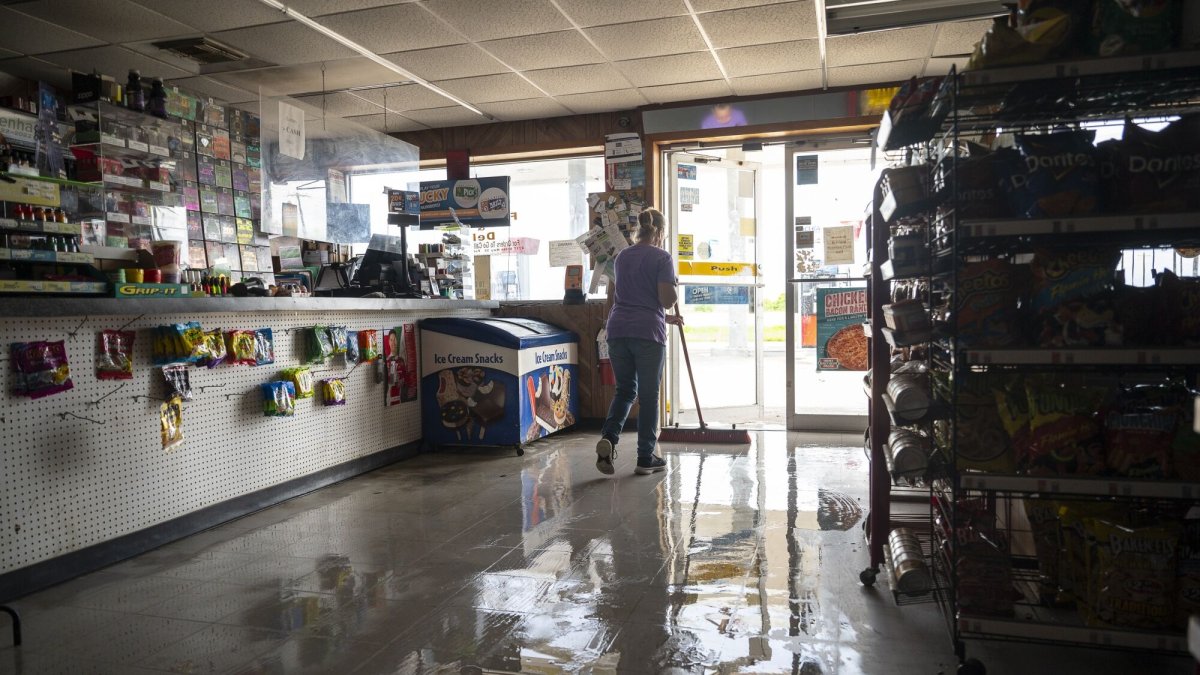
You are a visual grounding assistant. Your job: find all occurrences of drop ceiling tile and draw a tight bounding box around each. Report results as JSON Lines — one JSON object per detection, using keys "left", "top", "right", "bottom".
{"left": 38, "top": 45, "right": 192, "bottom": 80}
{"left": 827, "top": 58, "right": 924, "bottom": 88}
{"left": 423, "top": 0, "right": 570, "bottom": 41}
{"left": 432, "top": 73, "right": 544, "bottom": 104}
{"left": 295, "top": 92, "right": 387, "bottom": 118}
{"left": 932, "top": 19, "right": 992, "bottom": 57}
{"left": 554, "top": 0, "right": 688, "bottom": 27}
{"left": 827, "top": 26, "right": 936, "bottom": 68}
{"left": 478, "top": 97, "right": 572, "bottom": 121}
{"left": 730, "top": 69, "right": 821, "bottom": 96}
{"left": 383, "top": 43, "right": 508, "bottom": 81}
{"left": 479, "top": 31, "right": 603, "bottom": 71}
{"left": 555, "top": 89, "right": 645, "bottom": 113}
{"left": 355, "top": 84, "right": 457, "bottom": 112}
{"left": 127, "top": 0, "right": 285, "bottom": 32}
{"left": 166, "top": 76, "right": 258, "bottom": 104}
{"left": 401, "top": 105, "right": 493, "bottom": 128}
{"left": 342, "top": 113, "right": 428, "bottom": 133}
{"left": 319, "top": 4, "right": 463, "bottom": 53}
{"left": 690, "top": 0, "right": 793, "bottom": 11}
{"left": 925, "top": 56, "right": 968, "bottom": 77}
{"left": 718, "top": 39, "right": 819, "bottom": 78}
{"left": 522, "top": 63, "right": 631, "bottom": 96}
{"left": 585, "top": 17, "right": 707, "bottom": 60}
{"left": 211, "top": 22, "right": 356, "bottom": 66}
{"left": 287, "top": 0, "right": 408, "bottom": 16}
{"left": 615, "top": 53, "right": 722, "bottom": 88}
{"left": 218, "top": 58, "right": 401, "bottom": 97}
{"left": 0, "top": 57, "right": 73, "bottom": 90}
{"left": 14, "top": 0, "right": 193, "bottom": 43}
{"left": 699, "top": 2, "right": 818, "bottom": 48}
{"left": 0, "top": 7, "right": 104, "bottom": 55}
{"left": 640, "top": 79, "right": 733, "bottom": 104}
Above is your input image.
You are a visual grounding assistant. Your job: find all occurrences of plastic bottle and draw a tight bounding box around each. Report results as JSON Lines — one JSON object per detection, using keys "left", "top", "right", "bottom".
{"left": 147, "top": 78, "right": 167, "bottom": 118}
{"left": 126, "top": 70, "right": 145, "bottom": 113}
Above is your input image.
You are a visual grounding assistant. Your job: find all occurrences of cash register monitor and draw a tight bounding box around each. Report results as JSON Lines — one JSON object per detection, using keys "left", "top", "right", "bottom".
{"left": 352, "top": 233, "right": 407, "bottom": 287}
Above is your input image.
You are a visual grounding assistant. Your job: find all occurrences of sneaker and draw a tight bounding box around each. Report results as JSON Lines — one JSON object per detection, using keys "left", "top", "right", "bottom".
{"left": 595, "top": 437, "right": 616, "bottom": 475}
{"left": 634, "top": 455, "right": 667, "bottom": 475}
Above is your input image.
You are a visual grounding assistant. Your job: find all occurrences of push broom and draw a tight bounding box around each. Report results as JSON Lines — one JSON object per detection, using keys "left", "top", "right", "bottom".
{"left": 658, "top": 306, "right": 752, "bottom": 445}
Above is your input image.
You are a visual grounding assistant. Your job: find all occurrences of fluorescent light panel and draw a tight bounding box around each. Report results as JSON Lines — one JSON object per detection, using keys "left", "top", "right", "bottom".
{"left": 826, "top": 0, "right": 1004, "bottom": 35}
{"left": 255, "top": 0, "right": 489, "bottom": 118}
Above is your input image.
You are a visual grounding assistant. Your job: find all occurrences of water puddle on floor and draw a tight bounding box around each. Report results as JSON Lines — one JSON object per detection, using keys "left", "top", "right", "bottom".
{"left": 793, "top": 489, "right": 863, "bottom": 531}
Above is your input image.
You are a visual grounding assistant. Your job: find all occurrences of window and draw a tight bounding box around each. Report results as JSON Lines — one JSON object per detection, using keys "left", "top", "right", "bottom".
{"left": 349, "top": 156, "right": 605, "bottom": 300}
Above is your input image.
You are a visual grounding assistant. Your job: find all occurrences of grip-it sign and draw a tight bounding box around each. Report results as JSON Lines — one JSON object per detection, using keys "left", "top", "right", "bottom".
{"left": 418, "top": 177, "right": 510, "bottom": 228}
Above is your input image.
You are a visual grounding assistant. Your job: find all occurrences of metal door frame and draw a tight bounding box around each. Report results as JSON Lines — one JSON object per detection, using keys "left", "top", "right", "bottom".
{"left": 664, "top": 149, "right": 764, "bottom": 426}
{"left": 784, "top": 141, "right": 871, "bottom": 432}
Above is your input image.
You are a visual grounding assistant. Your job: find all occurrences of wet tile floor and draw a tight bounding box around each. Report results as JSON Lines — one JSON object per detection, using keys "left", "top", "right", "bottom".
{"left": 0, "top": 431, "right": 1192, "bottom": 674}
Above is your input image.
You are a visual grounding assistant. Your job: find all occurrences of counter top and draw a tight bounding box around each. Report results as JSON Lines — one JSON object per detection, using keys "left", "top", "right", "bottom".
{"left": 0, "top": 296, "right": 499, "bottom": 317}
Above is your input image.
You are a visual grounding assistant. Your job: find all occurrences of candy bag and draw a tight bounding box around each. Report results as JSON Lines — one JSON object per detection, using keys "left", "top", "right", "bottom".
{"left": 12, "top": 341, "right": 73, "bottom": 399}
{"left": 96, "top": 329, "right": 135, "bottom": 380}
{"left": 358, "top": 330, "right": 380, "bottom": 362}
{"left": 254, "top": 328, "right": 275, "bottom": 366}
{"left": 178, "top": 322, "right": 208, "bottom": 363}
{"left": 262, "top": 381, "right": 295, "bottom": 417}
{"left": 320, "top": 378, "right": 347, "bottom": 406}
{"left": 160, "top": 395, "right": 184, "bottom": 452}
{"left": 162, "top": 363, "right": 193, "bottom": 401}
{"left": 306, "top": 326, "right": 334, "bottom": 364}
{"left": 282, "top": 366, "right": 314, "bottom": 399}
{"left": 201, "top": 329, "right": 227, "bottom": 368}
{"left": 327, "top": 326, "right": 348, "bottom": 355}
{"left": 227, "top": 330, "right": 257, "bottom": 366}
{"left": 345, "top": 331, "right": 360, "bottom": 363}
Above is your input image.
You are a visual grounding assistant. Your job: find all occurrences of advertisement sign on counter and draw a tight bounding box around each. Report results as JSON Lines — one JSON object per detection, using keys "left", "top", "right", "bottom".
{"left": 419, "top": 177, "right": 510, "bottom": 228}
{"left": 816, "top": 287, "right": 869, "bottom": 372}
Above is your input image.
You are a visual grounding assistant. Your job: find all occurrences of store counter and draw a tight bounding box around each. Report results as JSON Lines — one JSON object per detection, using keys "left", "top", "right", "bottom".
{"left": 0, "top": 296, "right": 495, "bottom": 601}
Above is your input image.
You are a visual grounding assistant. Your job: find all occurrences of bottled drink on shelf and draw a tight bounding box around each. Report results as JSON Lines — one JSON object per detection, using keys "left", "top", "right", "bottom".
{"left": 126, "top": 70, "right": 145, "bottom": 113}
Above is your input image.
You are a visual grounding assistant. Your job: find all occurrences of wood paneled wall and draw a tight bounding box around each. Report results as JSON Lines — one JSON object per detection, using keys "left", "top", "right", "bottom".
{"left": 392, "top": 110, "right": 641, "bottom": 161}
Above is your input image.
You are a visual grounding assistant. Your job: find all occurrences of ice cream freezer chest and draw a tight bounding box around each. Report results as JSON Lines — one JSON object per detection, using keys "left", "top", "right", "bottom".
{"left": 420, "top": 317, "right": 579, "bottom": 450}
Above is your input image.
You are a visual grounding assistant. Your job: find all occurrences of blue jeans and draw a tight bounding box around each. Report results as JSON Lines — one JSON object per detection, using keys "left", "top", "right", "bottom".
{"left": 601, "top": 337, "right": 665, "bottom": 460}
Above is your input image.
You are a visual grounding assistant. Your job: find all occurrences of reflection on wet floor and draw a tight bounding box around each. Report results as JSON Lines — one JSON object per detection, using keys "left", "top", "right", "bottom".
{"left": 0, "top": 431, "right": 1191, "bottom": 674}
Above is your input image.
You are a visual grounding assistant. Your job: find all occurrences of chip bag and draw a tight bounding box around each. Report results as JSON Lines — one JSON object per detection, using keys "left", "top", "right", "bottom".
{"left": 160, "top": 395, "right": 184, "bottom": 452}
{"left": 12, "top": 340, "right": 73, "bottom": 399}
{"left": 96, "top": 329, "right": 135, "bottom": 380}
{"left": 1090, "top": 0, "right": 1181, "bottom": 56}
{"left": 320, "top": 378, "right": 347, "bottom": 406}
{"left": 262, "top": 381, "right": 296, "bottom": 417}
{"left": 254, "top": 328, "right": 275, "bottom": 366}
{"left": 1105, "top": 407, "right": 1176, "bottom": 478}
{"left": 1023, "top": 377, "right": 1107, "bottom": 475}
{"left": 1087, "top": 518, "right": 1179, "bottom": 630}
{"left": 1008, "top": 132, "right": 1101, "bottom": 219}
{"left": 282, "top": 366, "right": 314, "bottom": 399}
{"left": 227, "top": 330, "right": 257, "bottom": 366}
{"left": 1029, "top": 247, "right": 1119, "bottom": 315}
{"left": 162, "top": 363, "right": 193, "bottom": 401}
{"left": 327, "top": 326, "right": 348, "bottom": 355}
{"left": 345, "top": 331, "right": 359, "bottom": 363}
{"left": 306, "top": 325, "right": 334, "bottom": 364}
{"left": 358, "top": 330, "right": 380, "bottom": 363}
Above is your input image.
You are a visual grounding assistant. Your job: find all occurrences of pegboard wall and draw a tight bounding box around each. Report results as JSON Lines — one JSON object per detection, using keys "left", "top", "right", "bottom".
{"left": 0, "top": 306, "right": 487, "bottom": 575}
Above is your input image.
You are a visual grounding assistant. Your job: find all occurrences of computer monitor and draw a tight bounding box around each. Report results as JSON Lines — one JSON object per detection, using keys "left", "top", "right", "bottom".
{"left": 352, "top": 233, "right": 419, "bottom": 296}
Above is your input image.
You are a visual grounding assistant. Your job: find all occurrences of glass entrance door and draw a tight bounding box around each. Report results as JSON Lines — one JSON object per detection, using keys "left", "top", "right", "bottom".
{"left": 666, "top": 151, "right": 763, "bottom": 426}
{"left": 783, "top": 142, "right": 878, "bottom": 431}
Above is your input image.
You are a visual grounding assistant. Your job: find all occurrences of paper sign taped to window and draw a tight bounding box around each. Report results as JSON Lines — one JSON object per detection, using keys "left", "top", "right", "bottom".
{"left": 823, "top": 225, "right": 855, "bottom": 265}
{"left": 278, "top": 101, "right": 305, "bottom": 160}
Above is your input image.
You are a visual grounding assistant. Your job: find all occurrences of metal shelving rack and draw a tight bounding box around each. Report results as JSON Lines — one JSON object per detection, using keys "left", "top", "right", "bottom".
{"left": 865, "top": 50, "right": 1200, "bottom": 675}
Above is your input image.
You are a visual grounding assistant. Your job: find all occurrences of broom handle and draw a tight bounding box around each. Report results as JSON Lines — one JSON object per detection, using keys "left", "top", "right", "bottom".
{"left": 674, "top": 305, "right": 706, "bottom": 429}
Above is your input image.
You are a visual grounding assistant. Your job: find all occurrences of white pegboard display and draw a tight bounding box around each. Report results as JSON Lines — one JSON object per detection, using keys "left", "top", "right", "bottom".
{"left": 0, "top": 306, "right": 487, "bottom": 574}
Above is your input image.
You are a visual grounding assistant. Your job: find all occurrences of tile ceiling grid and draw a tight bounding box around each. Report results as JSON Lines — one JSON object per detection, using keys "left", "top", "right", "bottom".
{"left": 414, "top": 0, "right": 575, "bottom": 120}
{"left": 681, "top": 0, "right": 733, "bottom": 87}
{"left": 544, "top": 0, "right": 651, "bottom": 109}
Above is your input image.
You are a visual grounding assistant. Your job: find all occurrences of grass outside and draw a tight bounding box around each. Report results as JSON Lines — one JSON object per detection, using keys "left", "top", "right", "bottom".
{"left": 684, "top": 323, "right": 788, "bottom": 343}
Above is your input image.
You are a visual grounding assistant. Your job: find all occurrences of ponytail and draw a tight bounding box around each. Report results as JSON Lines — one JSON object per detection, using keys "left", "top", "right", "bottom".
{"left": 635, "top": 208, "right": 666, "bottom": 244}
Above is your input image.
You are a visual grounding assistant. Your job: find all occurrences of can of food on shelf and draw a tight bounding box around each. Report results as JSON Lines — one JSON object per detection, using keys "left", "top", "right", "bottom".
{"left": 887, "top": 428, "right": 929, "bottom": 477}
{"left": 888, "top": 527, "right": 932, "bottom": 594}
{"left": 887, "top": 373, "right": 930, "bottom": 421}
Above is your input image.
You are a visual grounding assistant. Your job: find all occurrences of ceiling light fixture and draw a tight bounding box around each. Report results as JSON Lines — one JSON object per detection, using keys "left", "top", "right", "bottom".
{"left": 825, "top": 0, "right": 1004, "bottom": 35}
{"left": 814, "top": 0, "right": 829, "bottom": 90}
{"left": 255, "top": 0, "right": 490, "bottom": 119}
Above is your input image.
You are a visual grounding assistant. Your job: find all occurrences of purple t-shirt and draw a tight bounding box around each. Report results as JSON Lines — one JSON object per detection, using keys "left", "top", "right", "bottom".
{"left": 606, "top": 244, "right": 676, "bottom": 345}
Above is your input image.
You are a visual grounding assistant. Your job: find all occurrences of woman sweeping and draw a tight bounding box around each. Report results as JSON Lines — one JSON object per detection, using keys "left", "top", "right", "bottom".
{"left": 596, "top": 208, "right": 683, "bottom": 476}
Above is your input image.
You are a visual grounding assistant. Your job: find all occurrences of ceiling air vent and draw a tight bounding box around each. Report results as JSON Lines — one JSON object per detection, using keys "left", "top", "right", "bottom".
{"left": 152, "top": 37, "right": 248, "bottom": 66}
